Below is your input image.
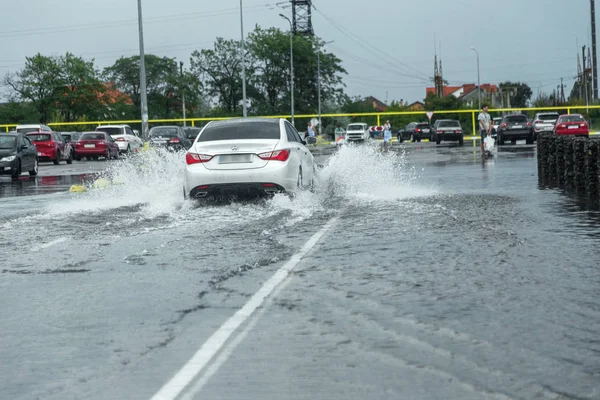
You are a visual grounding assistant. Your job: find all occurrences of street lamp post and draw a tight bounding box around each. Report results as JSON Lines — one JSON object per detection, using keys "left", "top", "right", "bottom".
{"left": 280, "top": 14, "right": 294, "bottom": 125}
{"left": 317, "top": 40, "right": 334, "bottom": 136}
{"left": 470, "top": 46, "right": 481, "bottom": 111}
{"left": 137, "top": 0, "right": 149, "bottom": 139}
{"left": 240, "top": 0, "right": 247, "bottom": 118}
{"left": 180, "top": 61, "right": 186, "bottom": 126}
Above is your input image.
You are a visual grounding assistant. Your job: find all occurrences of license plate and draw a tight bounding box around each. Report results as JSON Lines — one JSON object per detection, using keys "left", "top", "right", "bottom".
{"left": 513, "top": 125, "right": 523, "bottom": 129}
{"left": 568, "top": 125, "right": 579, "bottom": 129}
{"left": 544, "top": 126, "right": 553, "bottom": 131}
{"left": 422, "top": 129, "right": 430, "bottom": 133}
{"left": 219, "top": 154, "right": 252, "bottom": 164}
{"left": 84, "top": 144, "right": 95, "bottom": 148}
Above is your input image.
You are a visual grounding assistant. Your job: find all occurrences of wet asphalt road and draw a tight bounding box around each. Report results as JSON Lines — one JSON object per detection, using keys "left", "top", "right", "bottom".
{"left": 1, "top": 142, "right": 599, "bottom": 400}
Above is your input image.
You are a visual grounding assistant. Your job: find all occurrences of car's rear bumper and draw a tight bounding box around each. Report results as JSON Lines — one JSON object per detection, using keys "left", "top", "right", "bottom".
{"left": 188, "top": 182, "right": 287, "bottom": 199}
{"left": 436, "top": 133, "right": 463, "bottom": 141}
{"left": 500, "top": 129, "right": 531, "bottom": 138}
{"left": 37, "top": 150, "right": 58, "bottom": 160}
{"left": 75, "top": 148, "right": 109, "bottom": 157}
{"left": 556, "top": 129, "right": 589, "bottom": 136}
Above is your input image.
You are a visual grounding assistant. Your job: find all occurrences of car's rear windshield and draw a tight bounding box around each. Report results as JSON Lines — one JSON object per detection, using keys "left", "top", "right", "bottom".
{"left": 27, "top": 134, "right": 52, "bottom": 141}
{"left": 416, "top": 123, "right": 430, "bottom": 128}
{"left": 0, "top": 136, "right": 16, "bottom": 149}
{"left": 96, "top": 127, "right": 122, "bottom": 136}
{"left": 538, "top": 114, "right": 559, "bottom": 121}
{"left": 438, "top": 121, "right": 460, "bottom": 128}
{"left": 17, "top": 127, "right": 45, "bottom": 134}
{"left": 347, "top": 124, "right": 365, "bottom": 131}
{"left": 560, "top": 115, "right": 585, "bottom": 123}
{"left": 150, "top": 128, "right": 178, "bottom": 138}
{"left": 505, "top": 115, "right": 528, "bottom": 123}
{"left": 81, "top": 133, "right": 106, "bottom": 140}
{"left": 198, "top": 122, "right": 280, "bottom": 142}
{"left": 184, "top": 128, "right": 201, "bottom": 139}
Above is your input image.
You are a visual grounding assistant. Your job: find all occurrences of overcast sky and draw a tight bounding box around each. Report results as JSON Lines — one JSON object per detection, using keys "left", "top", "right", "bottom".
{"left": 0, "top": 0, "right": 593, "bottom": 106}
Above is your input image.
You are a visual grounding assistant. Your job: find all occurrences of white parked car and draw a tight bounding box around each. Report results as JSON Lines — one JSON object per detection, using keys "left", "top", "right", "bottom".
{"left": 95, "top": 125, "right": 143, "bottom": 154}
{"left": 345, "top": 123, "right": 370, "bottom": 142}
{"left": 184, "top": 118, "right": 316, "bottom": 200}
{"left": 15, "top": 124, "right": 52, "bottom": 134}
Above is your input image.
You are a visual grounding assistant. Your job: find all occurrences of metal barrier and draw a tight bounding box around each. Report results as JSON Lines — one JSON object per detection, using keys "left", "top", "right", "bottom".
{"left": 2, "top": 105, "right": 600, "bottom": 138}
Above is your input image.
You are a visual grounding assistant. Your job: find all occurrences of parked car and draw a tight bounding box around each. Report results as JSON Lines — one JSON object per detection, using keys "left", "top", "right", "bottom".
{"left": 148, "top": 126, "right": 192, "bottom": 151}
{"left": 183, "top": 127, "right": 202, "bottom": 142}
{"left": 73, "top": 132, "right": 120, "bottom": 161}
{"left": 345, "top": 123, "right": 370, "bottom": 142}
{"left": 553, "top": 114, "right": 589, "bottom": 137}
{"left": 61, "top": 132, "right": 82, "bottom": 159}
{"left": 0, "top": 132, "right": 38, "bottom": 179}
{"left": 497, "top": 114, "right": 533, "bottom": 145}
{"left": 26, "top": 131, "right": 72, "bottom": 164}
{"left": 95, "top": 124, "right": 143, "bottom": 154}
{"left": 184, "top": 118, "right": 315, "bottom": 200}
{"left": 15, "top": 124, "right": 52, "bottom": 134}
{"left": 432, "top": 120, "right": 464, "bottom": 145}
{"left": 532, "top": 112, "right": 560, "bottom": 141}
{"left": 491, "top": 117, "right": 503, "bottom": 139}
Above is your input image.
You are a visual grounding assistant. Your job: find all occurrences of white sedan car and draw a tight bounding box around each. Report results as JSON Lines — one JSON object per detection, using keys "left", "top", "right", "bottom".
{"left": 184, "top": 118, "right": 316, "bottom": 200}
{"left": 95, "top": 125, "right": 143, "bottom": 154}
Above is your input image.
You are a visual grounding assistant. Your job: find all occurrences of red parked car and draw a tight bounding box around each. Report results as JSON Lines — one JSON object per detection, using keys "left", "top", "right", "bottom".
{"left": 74, "top": 132, "right": 120, "bottom": 161}
{"left": 26, "top": 132, "right": 72, "bottom": 165}
{"left": 554, "top": 114, "right": 589, "bottom": 137}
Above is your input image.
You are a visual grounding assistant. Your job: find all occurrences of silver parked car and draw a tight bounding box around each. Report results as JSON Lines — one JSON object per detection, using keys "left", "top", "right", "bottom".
{"left": 184, "top": 118, "right": 316, "bottom": 200}
{"left": 531, "top": 112, "right": 560, "bottom": 141}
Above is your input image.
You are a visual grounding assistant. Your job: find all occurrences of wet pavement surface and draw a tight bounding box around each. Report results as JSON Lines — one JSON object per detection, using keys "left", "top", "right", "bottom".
{"left": 1, "top": 142, "right": 599, "bottom": 400}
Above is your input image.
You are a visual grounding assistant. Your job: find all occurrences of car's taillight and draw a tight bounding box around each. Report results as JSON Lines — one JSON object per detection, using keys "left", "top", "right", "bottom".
{"left": 414, "top": 128, "right": 419, "bottom": 133}
{"left": 581, "top": 123, "right": 587, "bottom": 127}
{"left": 115, "top": 137, "right": 128, "bottom": 142}
{"left": 76, "top": 142, "right": 82, "bottom": 148}
{"left": 526, "top": 122, "right": 531, "bottom": 127}
{"left": 257, "top": 149, "right": 290, "bottom": 161}
{"left": 186, "top": 153, "right": 213, "bottom": 164}
{"left": 535, "top": 120, "right": 542, "bottom": 124}
{"left": 501, "top": 123, "right": 507, "bottom": 128}
{"left": 169, "top": 138, "right": 180, "bottom": 143}
{"left": 455, "top": 130, "right": 462, "bottom": 134}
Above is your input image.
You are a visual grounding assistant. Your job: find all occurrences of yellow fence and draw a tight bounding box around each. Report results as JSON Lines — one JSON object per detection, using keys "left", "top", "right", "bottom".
{"left": 2, "top": 105, "right": 600, "bottom": 138}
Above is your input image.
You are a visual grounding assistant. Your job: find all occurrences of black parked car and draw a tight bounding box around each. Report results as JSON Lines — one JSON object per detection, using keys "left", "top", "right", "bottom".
{"left": 183, "top": 127, "right": 202, "bottom": 142}
{"left": 148, "top": 126, "right": 193, "bottom": 151}
{"left": 61, "top": 132, "right": 82, "bottom": 159}
{"left": 432, "top": 120, "right": 464, "bottom": 145}
{"left": 0, "top": 132, "right": 39, "bottom": 179}
{"left": 496, "top": 114, "right": 533, "bottom": 145}
{"left": 395, "top": 122, "right": 416, "bottom": 142}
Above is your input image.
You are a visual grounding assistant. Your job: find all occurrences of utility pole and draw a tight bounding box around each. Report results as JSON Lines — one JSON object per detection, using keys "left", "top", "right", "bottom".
{"left": 470, "top": 46, "right": 481, "bottom": 111}
{"left": 560, "top": 77, "right": 566, "bottom": 103}
{"left": 592, "top": 0, "right": 598, "bottom": 100}
{"left": 584, "top": 45, "right": 590, "bottom": 110}
{"left": 240, "top": 0, "right": 248, "bottom": 118}
{"left": 180, "top": 61, "right": 186, "bottom": 126}
{"left": 280, "top": 14, "right": 294, "bottom": 125}
{"left": 137, "top": 0, "right": 149, "bottom": 140}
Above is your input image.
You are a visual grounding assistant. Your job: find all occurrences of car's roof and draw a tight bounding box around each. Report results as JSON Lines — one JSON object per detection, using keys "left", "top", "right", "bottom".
{"left": 97, "top": 124, "right": 129, "bottom": 128}
{"left": 207, "top": 118, "right": 282, "bottom": 127}
{"left": 150, "top": 125, "right": 180, "bottom": 129}
{"left": 16, "top": 124, "right": 47, "bottom": 127}
{"left": 560, "top": 114, "right": 583, "bottom": 117}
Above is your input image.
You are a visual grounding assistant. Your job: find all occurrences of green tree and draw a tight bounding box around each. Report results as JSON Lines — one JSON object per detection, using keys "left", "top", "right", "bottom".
{"left": 499, "top": 81, "right": 533, "bottom": 108}
{"left": 3, "top": 53, "right": 63, "bottom": 123}
{"left": 190, "top": 38, "right": 247, "bottom": 115}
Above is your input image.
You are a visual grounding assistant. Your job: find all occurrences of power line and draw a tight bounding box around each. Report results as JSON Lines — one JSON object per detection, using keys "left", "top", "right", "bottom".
{"left": 312, "top": 5, "right": 430, "bottom": 81}
{"left": 0, "top": 3, "right": 277, "bottom": 39}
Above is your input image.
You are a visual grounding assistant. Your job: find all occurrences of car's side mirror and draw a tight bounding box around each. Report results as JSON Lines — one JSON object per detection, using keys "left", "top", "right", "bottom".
{"left": 301, "top": 140, "right": 307, "bottom": 145}
{"left": 20, "top": 145, "right": 28, "bottom": 150}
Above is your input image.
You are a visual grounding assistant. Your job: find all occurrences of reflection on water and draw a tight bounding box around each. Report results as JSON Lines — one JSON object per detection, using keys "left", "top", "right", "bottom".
{"left": 0, "top": 174, "right": 93, "bottom": 198}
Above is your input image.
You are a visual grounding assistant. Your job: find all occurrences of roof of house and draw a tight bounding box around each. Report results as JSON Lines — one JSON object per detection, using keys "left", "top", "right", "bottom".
{"left": 365, "top": 96, "right": 388, "bottom": 111}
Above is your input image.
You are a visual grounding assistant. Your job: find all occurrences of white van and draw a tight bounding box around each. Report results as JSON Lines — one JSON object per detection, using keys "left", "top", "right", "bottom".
{"left": 15, "top": 124, "right": 52, "bottom": 134}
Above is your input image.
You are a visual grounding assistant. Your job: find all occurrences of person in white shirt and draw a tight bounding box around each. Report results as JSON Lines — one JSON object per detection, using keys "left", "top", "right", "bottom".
{"left": 478, "top": 104, "right": 492, "bottom": 154}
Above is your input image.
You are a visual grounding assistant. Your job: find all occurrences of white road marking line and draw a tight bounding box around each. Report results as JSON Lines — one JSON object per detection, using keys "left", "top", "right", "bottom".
{"left": 150, "top": 216, "right": 339, "bottom": 400}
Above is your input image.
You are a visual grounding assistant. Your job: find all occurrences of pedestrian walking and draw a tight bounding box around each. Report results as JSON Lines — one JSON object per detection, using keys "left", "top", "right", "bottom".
{"left": 382, "top": 120, "right": 392, "bottom": 151}
{"left": 334, "top": 124, "right": 345, "bottom": 142}
{"left": 478, "top": 104, "right": 492, "bottom": 155}
{"left": 307, "top": 122, "right": 317, "bottom": 148}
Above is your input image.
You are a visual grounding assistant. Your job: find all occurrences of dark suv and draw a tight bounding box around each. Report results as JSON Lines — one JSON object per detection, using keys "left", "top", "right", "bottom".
{"left": 497, "top": 114, "right": 533, "bottom": 145}
{"left": 433, "top": 120, "right": 464, "bottom": 145}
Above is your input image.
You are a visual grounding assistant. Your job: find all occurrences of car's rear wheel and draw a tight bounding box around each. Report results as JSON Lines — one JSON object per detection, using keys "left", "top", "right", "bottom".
{"left": 11, "top": 160, "right": 21, "bottom": 179}
{"left": 66, "top": 151, "right": 73, "bottom": 164}
{"left": 458, "top": 136, "right": 464, "bottom": 146}
{"left": 29, "top": 158, "right": 38, "bottom": 176}
{"left": 498, "top": 134, "right": 505, "bottom": 145}
{"left": 92, "top": 156, "right": 98, "bottom": 161}
{"left": 436, "top": 135, "right": 441, "bottom": 145}
{"left": 53, "top": 151, "right": 60, "bottom": 165}
{"left": 397, "top": 134, "right": 403, "bottom": 143}
{"left": 526, "top": 133, "right": 534, "bottom": 145}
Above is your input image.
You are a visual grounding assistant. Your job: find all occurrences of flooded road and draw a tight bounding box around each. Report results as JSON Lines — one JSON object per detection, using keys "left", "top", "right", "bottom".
{"left": 1, "top": 143, "right": 599, "bottom": 400}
